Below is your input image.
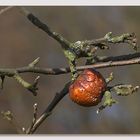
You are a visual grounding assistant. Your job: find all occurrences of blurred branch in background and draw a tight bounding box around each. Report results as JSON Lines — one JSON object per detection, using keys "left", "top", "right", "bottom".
{"left": 0, "top": 6, "right": 13, "bottom": 15}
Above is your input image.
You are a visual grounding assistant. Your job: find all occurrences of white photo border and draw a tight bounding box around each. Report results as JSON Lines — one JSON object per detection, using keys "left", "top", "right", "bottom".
{"left": 0, "top": 0, "right": 140, "bottom": 6}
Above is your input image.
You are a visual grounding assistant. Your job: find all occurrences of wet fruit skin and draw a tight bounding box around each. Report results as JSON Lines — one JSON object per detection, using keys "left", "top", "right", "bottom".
{"left": 69, "top": 69, "right": 107, "bottom": 107}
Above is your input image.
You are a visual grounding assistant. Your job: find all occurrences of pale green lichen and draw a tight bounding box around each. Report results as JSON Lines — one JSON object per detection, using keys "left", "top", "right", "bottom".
{"left": 112, "top": 84, "right": 139, "bottom": 96}
{"left": 97, "top": 90, "right": 118, "bottom": 114}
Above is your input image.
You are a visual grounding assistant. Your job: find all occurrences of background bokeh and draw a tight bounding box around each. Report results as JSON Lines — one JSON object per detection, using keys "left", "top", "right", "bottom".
{"left": 0, "top": 6, "right": 140, "bottom": 134}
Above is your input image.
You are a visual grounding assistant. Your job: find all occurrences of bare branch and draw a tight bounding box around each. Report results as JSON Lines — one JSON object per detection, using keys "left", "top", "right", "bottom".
{"left": 0, "top": 53, "right": 140, "bottom": 77}
{"left": 26, "top": 82, "right": 71, "bottom": 134}
{"left": 0, "top": 6, "right": 14, "bottom": 15}
{"left": 17, "top": 7, "right": 138, "bottom": 80}
{"left": 26, "top": 103, "right": 38, "bottom": 134}
{"left": 29, "top": 57, "right": 40, "bottom": 68}
{"left": 94, "top": 52, "right": 140, "bottom": 62}
{"left": 0, "top": 6, "right": 140, "bottom": 134}
{"left": 0, "top": 58, "right": 41, "bottom": 96}
{"left": 19, "top": 7, "right": 71, "bottom": 48}
{"left": 13, "top": 73, "right": 39, "bottom": 96}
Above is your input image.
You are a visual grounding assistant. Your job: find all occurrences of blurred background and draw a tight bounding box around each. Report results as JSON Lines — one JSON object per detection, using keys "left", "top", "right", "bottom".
{"left": 0, "top": 6, "right": 140, "bottom": 134}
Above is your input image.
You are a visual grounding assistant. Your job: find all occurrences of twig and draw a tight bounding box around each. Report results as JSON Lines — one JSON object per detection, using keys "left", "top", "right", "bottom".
{"left": 28, "top": 57, "right": 40, "bottom": 68}
{"left": 26, "top": 82, "right": 71, "bottom": 134}
{"left": 0, "top": 53, "right": 140, "bottom": 77}
{"left": 19, "top": 7, "right": 71, "bottom": 48}
{"left": 84, "top": 32, "right": 137, "bottom": 50}
{"left": 26, "top": 103, "right": 38, "bottom": 134}
{"left": 0, "top": 6, "right": 140, "bottom": 134}
{"left": 19, "top": 7, "right": 137, "bottom": 51}
{"left": 18, "top": 7, "right": 137, "bottom": 80}
{"left": 106, "top": 72, "right": 114, "bottom": 84}
{"left": 95, "top": 52, "right": 140, "bottom": 62}
{"left": 13, "top": 73, "right": 39, "bottom": 96}
{"left": 0, "top": 6, "right": 14, "bottom": 15}
{"left": 0, "top": 58, "right": 41, "bottom": 96}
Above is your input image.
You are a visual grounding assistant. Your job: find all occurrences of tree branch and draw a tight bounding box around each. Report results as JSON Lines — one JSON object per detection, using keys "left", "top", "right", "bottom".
{"left": 0, "top": 6, "right": 140, "bottom": 134}
{"left": 18, "top": 7, "right": 137, "bottom": 80}
{"left": 26, "top": 81, "right": 71, "bottom": 134}
{"left": 24, "top": 53, "right": 140, "bottom": 134}
{"left": 0, "top": 58, "right": 41, "bottom": 96}
{"left": 94, "top": 52, "right": 140, "bottom": 62}
{"left": 19, "top": 7, "right": 71, "bottom": 48}
{"left": 84, "top": 32, "right": 137, "bottom": 50}
{"left": 0, "top": 53, "right": 140, "bottom": 77}
{"left": 0, "top": 6, "right": 13, "bottom": 15}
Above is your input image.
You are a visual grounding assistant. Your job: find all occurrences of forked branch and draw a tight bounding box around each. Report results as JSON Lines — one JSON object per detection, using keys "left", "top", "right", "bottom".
{"left": 0, "top": 6, "right": 139, "bottom": 134}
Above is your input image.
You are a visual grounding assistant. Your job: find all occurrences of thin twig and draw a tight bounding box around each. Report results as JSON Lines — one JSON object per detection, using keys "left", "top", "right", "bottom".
{"left": 26, "top": 82, "right": 71, "bottom": 134}
{"left": 0, "top": 6, "right": 140, "bottom": 134}
{"left": 13, "top": 73, "right": 39, "bottom": 96}
{"left": 84, "top": 32, "right": 137, "bottom": 50}
{"left": 18, "top": 7, "right": 137, "bottom": 62}
{"left": 11, "top": 7, "right": 137, "bottom": 81}
{"left": 26, "top": 103, "right": 38, "bottom": 134}
{"left": 0, "top": 6, "right": 14, "bottom": 15}
{"left": 0, "top": 58, "right": 41, "bottom": 96}
{"left": 0, "top": 53, "right": 140, "bottom": 77}
{"left": 19, "top": 7, "right": 71, "bottom": 48}
{"left": 95, "top": 52, "right": 140, "bottom": 62}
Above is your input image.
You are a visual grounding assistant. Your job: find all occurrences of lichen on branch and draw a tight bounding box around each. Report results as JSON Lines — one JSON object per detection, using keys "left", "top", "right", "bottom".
{"left": 0, "top": 6, "right": 139, "bottom": 134}
{"left": 19, "top": 7, "right": 137, "bottom": 81}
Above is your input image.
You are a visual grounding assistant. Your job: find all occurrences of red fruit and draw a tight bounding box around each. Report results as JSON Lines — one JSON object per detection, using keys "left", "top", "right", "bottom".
{"left": 69, "top": 69, "right": 107, "bottom": 107}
